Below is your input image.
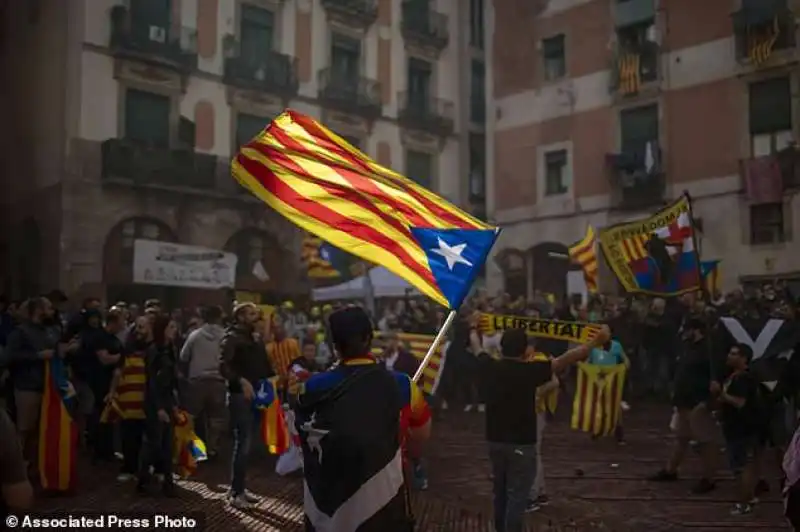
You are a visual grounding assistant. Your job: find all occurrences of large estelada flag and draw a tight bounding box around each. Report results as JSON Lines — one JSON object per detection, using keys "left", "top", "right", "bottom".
{"left": 568, "top": 226, "right": 598, "bottom": 293}
{"left": 231, "top": 109, "right": 499, "bottom": 309}
{"left": 372, "top": 332, "right": 448, "bottom": 395}
{"left": 598, "top": 194, "right": 701, "bottom": 296}
{"left": 719, "top": 316, "right": 800, "bottom": 362}
{"left": 39, "top": 358, "right": 78, "bottom": 492}
{"left": 254, "top": 377, "right": 290, "bottom": 455}
{"left": 570, "top": 363, "right": 626, "bottom": 436}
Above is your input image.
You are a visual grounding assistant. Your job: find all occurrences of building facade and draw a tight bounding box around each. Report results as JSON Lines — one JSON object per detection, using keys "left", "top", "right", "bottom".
{"left": 0, "top": 0, "right": 489, "bottom": 305}
{"left": 487, "top": 0, "right": 800, "bottom": 298}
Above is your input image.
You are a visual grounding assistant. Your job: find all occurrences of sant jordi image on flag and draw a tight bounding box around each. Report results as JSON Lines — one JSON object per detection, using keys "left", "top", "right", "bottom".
{"left": 598, "top": 194, "right": 702, "bottom": 296}
{"left": 479, "top": 313, "right": 604, "bottom": 344}
{"left": 231, "top": 109, "right": 500, "bottom": 381}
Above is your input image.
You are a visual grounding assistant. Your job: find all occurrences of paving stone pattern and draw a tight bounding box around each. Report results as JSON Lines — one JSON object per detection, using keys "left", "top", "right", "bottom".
{"left": 37, "top": 403, "right": 788, "bottom": 531}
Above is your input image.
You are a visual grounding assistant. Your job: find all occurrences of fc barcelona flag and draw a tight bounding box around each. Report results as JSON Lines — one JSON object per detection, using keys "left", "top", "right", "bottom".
{"left": 39, "top": 358, "right": 78, "bottom": 492}
{"left": 570, "top": 363, "right": 626, "bottom": 436}
{"left": 254, "top": 377, "right": 290, "bottom": 455}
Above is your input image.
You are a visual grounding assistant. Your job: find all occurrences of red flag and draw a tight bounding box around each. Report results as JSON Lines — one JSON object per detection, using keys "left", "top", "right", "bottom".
{"left": 38, "top": 359, "right": 78, "bottom": 492}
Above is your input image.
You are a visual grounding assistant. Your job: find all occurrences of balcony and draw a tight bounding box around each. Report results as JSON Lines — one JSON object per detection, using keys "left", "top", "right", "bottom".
{"left": 318, "top": 68, "right": 382, "bottom": 120}
{"left": 109, "top": 5, "right": 197, "bottom": 72}
{"left": 398, "top": 92, "right": 454, "bottom": 137}
{"left": 732, "top": 0, "right": 795, "bottom": 66}
{"left": 610, "top": 41, "right": 660, "bottom": 96}
{"left": 606, "top": 144, "right": 665, "bottom": 210}
{"left": 321, "top": 0, "right": 378, "bottom": 29}
{"left": 613, "top": 0, "right": 655, "bottom": 28}
{"left": 740, "top": 147, "right": 800, "bottom": 196}
{"left": 223, "top": 44, "right": 299, "bottom": 98}
{"left": 401, "top": 2, "right": 449, "bottom": 54}
{"left": 101, "top": 139, "right": 217, "bottom": 190}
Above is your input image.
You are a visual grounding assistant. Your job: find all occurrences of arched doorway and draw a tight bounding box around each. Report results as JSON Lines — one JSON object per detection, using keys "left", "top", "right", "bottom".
{"left": 103, "top": 217, "right": 177, "bottom": 307}
{"left": 16, "top": 218, "right": 42, "bottom": 299}
{"left": 494, "top": 248, "right": 528, "bottom": 299}
{"left": 530, "top": 242, "right": 581, "bottom": 305}
{"left": 224, "top": 228, "right": 298, "bottom": 304}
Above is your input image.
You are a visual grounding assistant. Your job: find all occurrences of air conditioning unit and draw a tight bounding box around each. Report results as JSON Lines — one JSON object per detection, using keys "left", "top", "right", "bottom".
{"left": 149, "top": 26, "right": 166, "bottom": 43}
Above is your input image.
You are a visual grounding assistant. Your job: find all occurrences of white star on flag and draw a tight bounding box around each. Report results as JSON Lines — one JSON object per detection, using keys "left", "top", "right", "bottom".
{"left": 430, "top": 237, "right": 472, "bottom": 271}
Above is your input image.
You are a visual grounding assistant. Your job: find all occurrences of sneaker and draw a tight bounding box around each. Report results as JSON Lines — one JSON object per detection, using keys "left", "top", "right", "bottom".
{"left": 243, "top": 490, "right": 261, "bottom": 504}
{"left": 690, "top": 478, "right": 716, "bottom": 495}
{"left": 417, "top": 478, "right": 429, "bottom": 491}
{"left": 647, "top": 469, "right": 678, "bottom": 482}
{"left": 230, "top": 494, "right": 254, "bottom": 510}
{"left": 477, "top": 404, "right": 486, "bottom": 413}
{"left": 464, "top": 404, "right": 473, "bottom": 413}
{"left": 748, "top": 496, "right": 760, "bottom": 505}
{"left": 535, "top": 494, "right": 550, "bottom": 506}
{"left": 524, "top": 500, "right": 540, "bottom": 513}
{"left": 116, "top": 473, "right": 134, "bottom": 482}
{"left": 621, "top": 401, "right": 631, "bottom": 412}
{"left": 730, "top": 503, "right": 752, "bottom": 516}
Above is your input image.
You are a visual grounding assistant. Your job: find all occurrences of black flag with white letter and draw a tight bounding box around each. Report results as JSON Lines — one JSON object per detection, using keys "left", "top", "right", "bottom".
{"left": 718, "top": 316, "right": 799, "bottom": 362}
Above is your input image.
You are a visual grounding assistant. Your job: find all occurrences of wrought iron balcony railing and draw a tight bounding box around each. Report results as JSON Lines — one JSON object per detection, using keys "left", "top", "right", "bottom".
{"left": 401, "top": 1, "right": 449, "bottom": 52}
{"left": 223, "top": 45, "right": 299, "bottom": 97}
{"left": 109, "top": 5, "right": 197, "bottom": 71}
{"left": 398, "top": 92, "right": 454, "bottom": 137}
{"left": 101, "top": 139, "right": 216, "bottom": 190}
{"left": 318, "top": 68, "right": 382, "bottom": 119}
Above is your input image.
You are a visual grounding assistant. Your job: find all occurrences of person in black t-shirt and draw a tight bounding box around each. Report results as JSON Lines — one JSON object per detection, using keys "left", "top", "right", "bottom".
{"left": 471, "top": 323, "right": 609, "bottom": 532}
{"left": 713, "top": 343, "right": 761, "bottom": 516}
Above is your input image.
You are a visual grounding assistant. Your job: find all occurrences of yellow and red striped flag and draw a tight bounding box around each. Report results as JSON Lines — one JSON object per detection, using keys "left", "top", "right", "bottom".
{"left": 255, "top": 377, "right": 290, "bottom": 455}
{"left": 38, "top": 358, "right": 78, "bottom": 492}
{"left": 568, "top": 226, "right": 598, "bottom": 293}
{"left": 570, "top": 362, "right": 626, "bottom": 436}
{"left": 231, "top": 109, "right": 499, "bottom": 309}
{"left": 372, "top": 332, "right": 448, "bottom": 395}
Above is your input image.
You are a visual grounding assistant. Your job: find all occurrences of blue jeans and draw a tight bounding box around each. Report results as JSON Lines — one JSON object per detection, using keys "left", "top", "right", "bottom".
{"left": 488, "top": 442, "right": 537, "bottom": 532}
{"left": 228, "top": 392, "right": 254, "bottom": 496}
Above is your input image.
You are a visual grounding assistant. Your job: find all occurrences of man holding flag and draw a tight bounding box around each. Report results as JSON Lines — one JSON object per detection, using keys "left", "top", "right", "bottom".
{"left": 231, "top": 109, "right": 499, "bottom": 529}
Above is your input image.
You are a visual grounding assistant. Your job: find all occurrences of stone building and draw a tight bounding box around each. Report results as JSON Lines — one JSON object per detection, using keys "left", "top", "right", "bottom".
{"left": 486, "top": 0, "right": 800, "bottom": 297}
{"left": 0, "top": 0, "right": 489, "bottom": 306}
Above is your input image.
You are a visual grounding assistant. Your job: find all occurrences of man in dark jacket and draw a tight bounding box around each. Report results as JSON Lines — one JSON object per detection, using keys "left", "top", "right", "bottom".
{"left": 649, "top": 317, "right": 725, "bottom": 494}
{"left": 219, "top": 302, "right": 274, "bottom": 509}
{"left": 5, "top": 297, "right": 58, "bottom": 471}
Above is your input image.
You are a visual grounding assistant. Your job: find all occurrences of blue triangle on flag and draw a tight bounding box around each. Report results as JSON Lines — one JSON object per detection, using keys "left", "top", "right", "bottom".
{"left": 410, "top": 227, "right": 499, "bottom": 309}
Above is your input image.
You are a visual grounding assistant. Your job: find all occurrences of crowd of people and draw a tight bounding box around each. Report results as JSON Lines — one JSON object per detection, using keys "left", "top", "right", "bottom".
{"left": 0, "top": 282, "right": 798, "bottom": 530}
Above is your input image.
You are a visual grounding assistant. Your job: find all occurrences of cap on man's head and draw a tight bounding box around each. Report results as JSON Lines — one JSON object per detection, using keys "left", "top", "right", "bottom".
{"left": 328, "top": 306, "right": 373, "bottom": 357}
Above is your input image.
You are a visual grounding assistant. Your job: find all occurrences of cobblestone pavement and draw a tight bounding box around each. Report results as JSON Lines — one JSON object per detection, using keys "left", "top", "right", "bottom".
{"left": 36, "top": 403, "right": 787, "bottom": 531}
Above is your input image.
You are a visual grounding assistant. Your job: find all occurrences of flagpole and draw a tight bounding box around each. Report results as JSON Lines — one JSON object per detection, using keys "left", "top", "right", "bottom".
{"left": 413, "top": 309, "right": 457, "bottom": 384}
{"left": 684, "top": 190, "right": 718, "bottom": 380}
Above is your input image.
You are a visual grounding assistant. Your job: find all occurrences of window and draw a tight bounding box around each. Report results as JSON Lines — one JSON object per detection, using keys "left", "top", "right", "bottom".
{"left": 620, "top": 104, "right": 659, "bottom": 156}
{"left": 750, "top": 203, "right": 785, "bottom": 244}
{"left": 469, "top": 0, "right": 484, "bottom": 50}
{"left": 544, "top": 150, "right": 568, "bottom": 196}
{"left": 125, "top": 89, "right": 170, "bottom": 147}
{"left": 121, "top": 219, "right": 165, "bottom": 262}
{"left": 236, "top": 113, "right": 269, "bottom": 148}
{"left": 331, "top": 34, "right": 361, "bottom": 82}
{"left": 469, "top": 133, "right": 486, "bottom": 200}
{"left": 407, "top": 58, "right": 432, "bottom": 110}
{"left": 240, "top": 5, "right": 274, "bottom": 67}
{"left": 470, "top": 59, "right": 486, "bottom": 123}
{"left": 542, "top": 34, "right": 566, "bottom": 81}
{"left": 130, "top": 0, "right": 171, "bottom": 42}
{"left": 749, "top": 77, "right": 793, "bottom": 155}
{"left": 406, "top": 150, "right": 433, "bottom": 189}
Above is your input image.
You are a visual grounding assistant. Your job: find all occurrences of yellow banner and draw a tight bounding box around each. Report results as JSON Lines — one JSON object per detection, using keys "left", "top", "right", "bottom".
{"left": 597, "top": 195, "right": 700, "bottom": 296}
{"left": 478, "top": 314, "right": 603, "bottom": 344}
